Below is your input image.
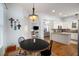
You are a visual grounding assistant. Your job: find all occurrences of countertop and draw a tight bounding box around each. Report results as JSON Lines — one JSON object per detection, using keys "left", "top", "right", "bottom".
{"left": 52, "top": 32, "right": 71, "bottom": 35}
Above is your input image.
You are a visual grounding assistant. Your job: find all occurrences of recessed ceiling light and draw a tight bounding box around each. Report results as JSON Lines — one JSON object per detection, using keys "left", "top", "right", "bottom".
{"left": 52, "top": 10, "right": 55, "bottom": 12}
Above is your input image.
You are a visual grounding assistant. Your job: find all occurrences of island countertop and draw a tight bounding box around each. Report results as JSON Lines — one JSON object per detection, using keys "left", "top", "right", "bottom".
{"left": 52, "top": 32, "right": 71, "bottom": 35}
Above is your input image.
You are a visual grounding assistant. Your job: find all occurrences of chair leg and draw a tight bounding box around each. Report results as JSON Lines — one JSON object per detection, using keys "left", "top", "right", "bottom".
{"left": 19, "top": 49, "right": 22, "bottom": 54}
{"left": 23, "top": 50, "right": 27, "bottom": 55}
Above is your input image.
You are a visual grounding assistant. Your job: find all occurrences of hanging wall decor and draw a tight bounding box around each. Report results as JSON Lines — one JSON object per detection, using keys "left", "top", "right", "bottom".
{"left": 9, "top": 18, "right": 14, "bottom": 28}
{"left": 17, "top": 19, "right": 21, "bottom": 30}
{"left": 17, "top": 23, "right": 21, "bottom": 29}
{"left": 9, "top": 18, "right": 21, "bottom": 30}
{"left": 14, "top": 20, "right": 17, "bottom": 30}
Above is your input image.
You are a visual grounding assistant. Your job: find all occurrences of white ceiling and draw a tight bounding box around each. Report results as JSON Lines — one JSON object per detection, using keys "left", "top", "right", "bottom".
{"left": 6, "top": 3, "right": 79, "bottom": 17}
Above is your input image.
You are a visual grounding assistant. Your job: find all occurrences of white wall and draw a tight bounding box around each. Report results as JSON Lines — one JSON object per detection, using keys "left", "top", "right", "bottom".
{"left": 0, "top": 3, "right": 4, "bottom": 56}
{"left": 62, "top": 16, "right": 78, "bottom": 29}
{"left": 6, "top": 4, "right": 31, "bottom": 47}
{"left": 6, "top": 4, "right": 52, "bottom": 47}
{"left": 62, "top": 16, "right": 78, "bottom": 40}
{"left": 6, "top": 4, "right": 48, "bottom": 47}
{"left": 0, "top": 3, "right": 7, "bottom": 56}
{"left": 0, "top": 3, "right": 4, "bottom": 48}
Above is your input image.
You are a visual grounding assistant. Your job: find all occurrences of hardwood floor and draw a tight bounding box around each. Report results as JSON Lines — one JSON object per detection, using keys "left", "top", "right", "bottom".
{"left": 45, "top": 36, "right": 77, "bottom": 56}
{"left": 5, "top": 36, "right": 77, "bottom": 56}
{"left": 52, "top": 41, "right": 77, "bottom": 56}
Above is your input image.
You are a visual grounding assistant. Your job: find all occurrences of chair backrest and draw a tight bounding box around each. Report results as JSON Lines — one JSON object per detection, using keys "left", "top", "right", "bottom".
{"left": 18, "top": 37, "right": 25, "bottom": 43}
{"left": 49, "top": 40, "right": 53, "bottom": 51}
{"left": 41, "top": 40, "right": 53, "bottom": 56}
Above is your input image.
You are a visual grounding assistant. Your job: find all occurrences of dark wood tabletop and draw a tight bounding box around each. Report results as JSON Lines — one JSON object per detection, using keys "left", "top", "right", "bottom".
{"left": 20, "top": 39, "right": 49, "bottom": 52}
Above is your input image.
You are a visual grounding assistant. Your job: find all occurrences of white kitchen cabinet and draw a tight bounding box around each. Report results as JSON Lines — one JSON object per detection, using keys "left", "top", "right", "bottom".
{"left": 51, "top": 32, "right": 71, "bottom": 44}
{"left": 71, "top": 33, "right": 78, "bottom": 40}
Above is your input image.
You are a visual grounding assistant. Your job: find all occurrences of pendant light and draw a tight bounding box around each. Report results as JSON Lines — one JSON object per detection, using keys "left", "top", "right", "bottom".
{"left": 28, "top": 4, "right": 38, "bottom": 22}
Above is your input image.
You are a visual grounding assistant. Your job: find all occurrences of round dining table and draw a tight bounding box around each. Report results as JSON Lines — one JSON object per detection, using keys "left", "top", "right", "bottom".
{"left": 19, "top": 38, "right": 49, "bottom": 56}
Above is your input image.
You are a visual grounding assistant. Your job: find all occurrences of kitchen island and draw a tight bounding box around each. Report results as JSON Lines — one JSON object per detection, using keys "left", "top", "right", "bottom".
{"left": 50, "top": 32, "right": 71, "bottom": 44}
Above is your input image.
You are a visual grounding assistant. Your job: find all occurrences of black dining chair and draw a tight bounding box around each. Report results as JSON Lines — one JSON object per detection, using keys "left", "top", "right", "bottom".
{"left": 41, "top": 40, "right": 53, "bottom": 56}
{"left": 18, "top": 36, "right": 26, "bottom": 55}
{"left": 18, "top": 37, "right": 25, "bottom": 43}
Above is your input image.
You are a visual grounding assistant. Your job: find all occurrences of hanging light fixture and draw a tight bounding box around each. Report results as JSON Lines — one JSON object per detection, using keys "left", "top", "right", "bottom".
{"left": 28, "top": 4, "right": 38, "bottom": 22}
